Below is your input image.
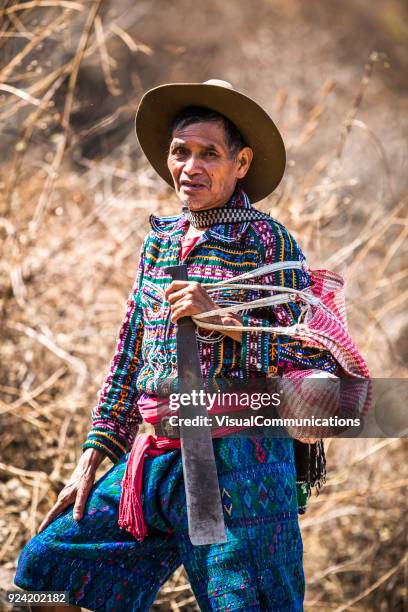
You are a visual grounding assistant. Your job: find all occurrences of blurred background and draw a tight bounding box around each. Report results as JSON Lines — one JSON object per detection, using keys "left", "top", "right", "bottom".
{"left": 0, "top": 0, "right": 407, "bottom": 610}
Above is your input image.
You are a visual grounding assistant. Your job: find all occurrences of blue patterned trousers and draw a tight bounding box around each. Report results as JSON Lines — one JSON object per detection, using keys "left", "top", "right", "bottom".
{"left": 14, "top": 436, "right": 305, "bottom": 611}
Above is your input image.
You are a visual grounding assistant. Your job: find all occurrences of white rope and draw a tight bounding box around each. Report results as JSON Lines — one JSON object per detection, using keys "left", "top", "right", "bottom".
{"left": 193, "top": 293, "right": 297, "bottom": 319}
{"left": 157, "top": 285, "right": 316, "bottom": 305}
{"left": 202, "top": 260, "right": 305, "bottom": 286}
{"left": 155, "top": 260, "right": 320, "bottom": 335}
{"left": 191, "top": 261, "right": 315, "bottom": 334}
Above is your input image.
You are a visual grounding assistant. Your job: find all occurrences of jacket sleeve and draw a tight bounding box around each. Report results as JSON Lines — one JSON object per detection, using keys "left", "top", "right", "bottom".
{"left": 82, "top": 241, "right": 146, "bottom": 463}
{"left": 240, "top": 222, "right": 341, "bottom": 377}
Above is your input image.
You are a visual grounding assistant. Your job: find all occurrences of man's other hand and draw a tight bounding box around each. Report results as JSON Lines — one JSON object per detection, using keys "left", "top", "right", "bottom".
{"left": 36, "top": 448, "right": 106, "bottom": 534}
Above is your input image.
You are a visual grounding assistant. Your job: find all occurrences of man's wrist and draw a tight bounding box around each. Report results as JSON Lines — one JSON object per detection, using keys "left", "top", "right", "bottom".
{"left": 82, "top": 447, "right": 106, "bottom": 467}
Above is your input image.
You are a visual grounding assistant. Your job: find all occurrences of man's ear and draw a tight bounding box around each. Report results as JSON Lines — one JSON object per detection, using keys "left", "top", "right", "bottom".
{"left": 236, "top": 147, "right": 253, "bottom": 179}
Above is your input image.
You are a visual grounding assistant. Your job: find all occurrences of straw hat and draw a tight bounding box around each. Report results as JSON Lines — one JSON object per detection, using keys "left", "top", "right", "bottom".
{"left": 135, "top": 79, "right": 286, "bottom": 203}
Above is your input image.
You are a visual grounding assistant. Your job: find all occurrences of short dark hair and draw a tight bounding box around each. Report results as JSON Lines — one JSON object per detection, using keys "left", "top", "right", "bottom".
{"left": 168, "top": 106, "right": 247, "bottom": 158}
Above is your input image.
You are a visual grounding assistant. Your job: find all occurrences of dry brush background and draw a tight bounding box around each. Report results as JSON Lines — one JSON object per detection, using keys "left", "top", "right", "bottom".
{"left": 0, "top": 0, "right": 407, "bottom": 610}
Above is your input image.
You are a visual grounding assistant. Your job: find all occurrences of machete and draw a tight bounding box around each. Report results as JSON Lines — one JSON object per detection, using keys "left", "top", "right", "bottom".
{"left": 164, "top": 263, "right": 227, "bottom": 546}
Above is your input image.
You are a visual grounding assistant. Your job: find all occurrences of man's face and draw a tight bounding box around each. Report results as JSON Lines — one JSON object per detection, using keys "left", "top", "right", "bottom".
{"left": 167, "top": 121, "right": 253, "bottom": 210}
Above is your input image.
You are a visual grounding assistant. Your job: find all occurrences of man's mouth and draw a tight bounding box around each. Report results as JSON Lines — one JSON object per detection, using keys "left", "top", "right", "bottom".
{"left": 180, "top": 181, "right": 207, "bottom": 192}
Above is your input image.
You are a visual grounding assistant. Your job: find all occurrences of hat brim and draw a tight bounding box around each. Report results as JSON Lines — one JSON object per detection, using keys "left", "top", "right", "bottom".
{"left": 135, "top": 82, "right": 286, "bottom": 203}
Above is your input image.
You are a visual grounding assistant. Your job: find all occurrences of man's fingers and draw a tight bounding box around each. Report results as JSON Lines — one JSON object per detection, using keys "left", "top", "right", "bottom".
{"left": 165, "top": 280, "right": 201, "bottom": 302}
{"left": 167, "top": 289, "right": 189, "bottom": 305}
{"left": 73, "top": 472, "right": 94, "bottom": 521}
{"left": 37, "top": 473, "right": 93, "bottom": 533}
{"left": 166, "top": 285, "right": 192, "bottom": 304}
{"left": 164, "top": 280, "right": 189, "bottom": 300}
{"left": 37, "top": 496, "right": 72, "bottom": 534}
{"left": 35, "top": 452, "right": 103, "bottom": 534}
{"left": 170, "top": 300, "right": 195, "bottom": 322}
{"left": 165, "top": 280, "right": 216, "bottom": 322}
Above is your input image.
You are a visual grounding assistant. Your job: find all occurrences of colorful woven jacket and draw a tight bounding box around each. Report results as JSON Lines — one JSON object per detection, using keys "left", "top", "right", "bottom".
{"left": 82, "top": 187, "right": 341, "bottom": 464}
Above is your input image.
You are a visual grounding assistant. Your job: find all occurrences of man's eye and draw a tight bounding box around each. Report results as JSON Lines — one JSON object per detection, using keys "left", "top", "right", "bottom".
{"left": 172, "top": 147, "right": 188, "bottom": 156}
{"left": 204, "top": 151, "right": 217, "bottom": 157}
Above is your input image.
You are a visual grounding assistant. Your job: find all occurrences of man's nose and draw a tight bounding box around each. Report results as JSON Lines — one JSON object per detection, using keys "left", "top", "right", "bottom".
{"left": 183, "top": 154, "right": 202, "bottom": 175}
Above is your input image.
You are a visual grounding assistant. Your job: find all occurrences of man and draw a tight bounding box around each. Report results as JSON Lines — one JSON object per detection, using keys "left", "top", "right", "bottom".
{"left": 15, "top": 79, "right": 348, "bottom": 611}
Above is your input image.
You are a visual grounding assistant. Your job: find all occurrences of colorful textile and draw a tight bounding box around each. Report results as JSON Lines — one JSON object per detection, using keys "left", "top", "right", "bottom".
{"left": 15, "top": 436, "right": 305, "bottom": 612}
{"left": 82, "top": 186, "right": 340, "bottom": 464}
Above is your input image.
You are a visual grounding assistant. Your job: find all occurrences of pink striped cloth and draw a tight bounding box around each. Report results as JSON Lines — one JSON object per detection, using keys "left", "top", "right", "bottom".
{"left": 293, "top": 268, "right": 370, "bottom": 381}
{"left": 275, "top": 267, "right": 371, "bottom": 438}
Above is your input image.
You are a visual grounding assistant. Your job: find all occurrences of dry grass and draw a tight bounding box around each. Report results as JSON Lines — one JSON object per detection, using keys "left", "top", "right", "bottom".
{"left": 0, "top": 1, "right": 407, "bottom": 611}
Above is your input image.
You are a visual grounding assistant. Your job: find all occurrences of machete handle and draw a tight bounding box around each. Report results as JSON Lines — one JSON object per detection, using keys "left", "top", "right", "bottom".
{"left": 164, "top": 263, "right": 189, "bottom": 282}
